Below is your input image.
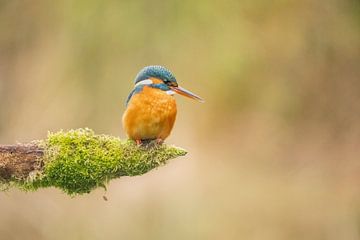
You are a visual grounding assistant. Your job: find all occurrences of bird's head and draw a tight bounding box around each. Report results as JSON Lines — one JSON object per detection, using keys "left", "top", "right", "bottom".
{"left": 134, "top": 66, "right": 204, "bottom": 102}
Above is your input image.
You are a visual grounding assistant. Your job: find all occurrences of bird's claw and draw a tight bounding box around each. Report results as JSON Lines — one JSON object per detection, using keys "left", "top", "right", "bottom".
{"left": 156, "top": 138, "right": 164, "bottom": 144}
{"left": 135, "top": 139, "right": 163, "bottom": 146}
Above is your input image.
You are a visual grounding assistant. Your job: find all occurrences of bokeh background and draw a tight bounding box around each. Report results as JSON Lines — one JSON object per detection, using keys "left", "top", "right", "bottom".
{"left": 1, "top": 0, "right": 360, "bottom": 239}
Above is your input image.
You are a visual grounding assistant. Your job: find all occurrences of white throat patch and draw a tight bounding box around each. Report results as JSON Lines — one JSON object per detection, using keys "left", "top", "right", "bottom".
{"left": 166, "top": 90, "right": 175, "bottom": 95}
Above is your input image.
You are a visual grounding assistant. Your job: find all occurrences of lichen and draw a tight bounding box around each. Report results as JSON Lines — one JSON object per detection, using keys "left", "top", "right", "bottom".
{"left": 19, "top": 128, "right": 186, "bottom": 195}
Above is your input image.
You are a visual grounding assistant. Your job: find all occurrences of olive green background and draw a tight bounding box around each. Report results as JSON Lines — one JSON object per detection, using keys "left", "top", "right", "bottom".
{"left": 0, "top": 0, "right": 360, "bottom": 239}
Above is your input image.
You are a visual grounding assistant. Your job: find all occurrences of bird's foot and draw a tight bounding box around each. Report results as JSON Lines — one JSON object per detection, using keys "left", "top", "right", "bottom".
{"left": 156, "top": 138, "right": 164, "bottom": 145}
{"left": 134, "top": 139, "right": 163, "bottom": 147}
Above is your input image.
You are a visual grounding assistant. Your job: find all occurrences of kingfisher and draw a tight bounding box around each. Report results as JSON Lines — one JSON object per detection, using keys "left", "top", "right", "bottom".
{"left": 122, "top": 65, "right": 204, "bottom": 145}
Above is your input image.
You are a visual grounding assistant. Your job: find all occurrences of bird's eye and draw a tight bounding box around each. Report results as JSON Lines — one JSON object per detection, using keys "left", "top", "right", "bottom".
{"left": 163, "top": 79, "right": 178, "bottom": 87}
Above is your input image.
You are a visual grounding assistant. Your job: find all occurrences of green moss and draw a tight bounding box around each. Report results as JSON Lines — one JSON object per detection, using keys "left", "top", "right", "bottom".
{"left": 21, "top": 128, "right": 186, "bottom": 195}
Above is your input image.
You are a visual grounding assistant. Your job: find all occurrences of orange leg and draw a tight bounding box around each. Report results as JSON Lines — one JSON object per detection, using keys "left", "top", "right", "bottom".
{"left": 156, "top": 138, "right": 164, "bottom": 144}
{"left": 135, "top": 139, "right": 142, "bottom": 145}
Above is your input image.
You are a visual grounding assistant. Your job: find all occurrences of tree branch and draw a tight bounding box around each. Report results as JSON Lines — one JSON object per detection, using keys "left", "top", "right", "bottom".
{"left": 0, "top": 144, "right": 44, "bottom": 181}
{"left": 0, "top": 129, "right": 186, "bottom": 195}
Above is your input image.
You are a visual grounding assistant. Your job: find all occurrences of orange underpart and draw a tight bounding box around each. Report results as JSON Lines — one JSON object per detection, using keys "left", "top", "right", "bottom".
{"left": 122, "top": 86, "right": 177, "bottom": 142}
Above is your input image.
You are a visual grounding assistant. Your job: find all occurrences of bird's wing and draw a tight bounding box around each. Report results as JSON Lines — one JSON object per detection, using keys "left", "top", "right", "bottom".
{"left": 126, "top": 85, "right": 145, "bottom": 106}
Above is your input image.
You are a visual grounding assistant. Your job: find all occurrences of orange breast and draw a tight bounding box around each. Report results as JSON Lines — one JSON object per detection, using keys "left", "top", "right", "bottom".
{"left": 122, "top": 86, "right": 177, "bottom": 141}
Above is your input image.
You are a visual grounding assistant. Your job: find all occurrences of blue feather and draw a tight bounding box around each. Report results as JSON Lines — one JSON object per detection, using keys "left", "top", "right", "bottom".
{"left": 126, "top": 85, "right": 145, "bottom": 106}
{"left": 134, "top": 66, "right": 177, "bottom": 85}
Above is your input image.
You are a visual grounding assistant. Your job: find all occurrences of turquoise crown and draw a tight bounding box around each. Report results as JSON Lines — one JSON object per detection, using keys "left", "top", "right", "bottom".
{"left": 134, "top": 66, "right": 177, "bottom": 84}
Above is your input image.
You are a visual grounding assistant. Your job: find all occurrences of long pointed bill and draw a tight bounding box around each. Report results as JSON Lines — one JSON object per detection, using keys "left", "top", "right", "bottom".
{"left": 171, "top": 86, "right": 205, "bottom": 103}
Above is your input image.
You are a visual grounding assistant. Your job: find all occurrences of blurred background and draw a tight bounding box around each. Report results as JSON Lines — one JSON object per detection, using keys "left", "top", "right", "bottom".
{"left": 1, "top": 0, "right": 360, "bottom": 239}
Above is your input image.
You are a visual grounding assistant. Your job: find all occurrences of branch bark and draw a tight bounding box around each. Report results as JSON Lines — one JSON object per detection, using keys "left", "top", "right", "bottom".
{"left": 0, "top": 144, "right": 44, "bottom": 181}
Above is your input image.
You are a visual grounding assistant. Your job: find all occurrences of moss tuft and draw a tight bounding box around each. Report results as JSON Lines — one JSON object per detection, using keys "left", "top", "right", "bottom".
{"left": 20, "top": 128, "right": 186, "bottom": 195}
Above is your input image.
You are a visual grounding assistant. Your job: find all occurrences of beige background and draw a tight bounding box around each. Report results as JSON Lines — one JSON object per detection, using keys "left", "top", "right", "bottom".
{"left": 0, "top": 1, "right": 360, "bottom": 239}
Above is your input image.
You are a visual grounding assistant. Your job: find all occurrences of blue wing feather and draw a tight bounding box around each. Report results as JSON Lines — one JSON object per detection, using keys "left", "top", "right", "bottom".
{"left": 125, "top": 85, "right": 145, "bottom": 106}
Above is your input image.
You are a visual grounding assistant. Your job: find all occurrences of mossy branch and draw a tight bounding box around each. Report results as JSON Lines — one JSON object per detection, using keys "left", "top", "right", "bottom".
{"left": 0, "top": 129, "right": 187, "bottom": 195}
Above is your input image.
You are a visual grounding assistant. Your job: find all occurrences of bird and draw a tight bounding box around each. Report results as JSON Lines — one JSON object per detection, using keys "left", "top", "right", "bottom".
{"left": 122, "top": 65, "right": 204, "bottom": 145}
